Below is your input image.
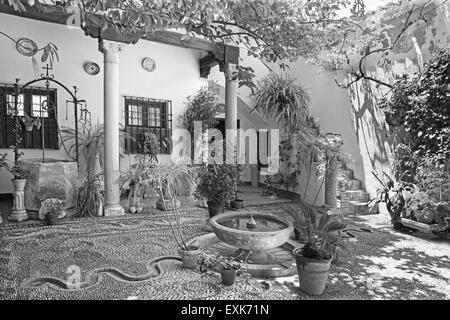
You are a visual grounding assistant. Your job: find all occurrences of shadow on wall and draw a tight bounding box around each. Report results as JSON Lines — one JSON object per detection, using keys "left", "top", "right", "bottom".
{"left": 347, "top": 79, "right": 393, "bottom": 197}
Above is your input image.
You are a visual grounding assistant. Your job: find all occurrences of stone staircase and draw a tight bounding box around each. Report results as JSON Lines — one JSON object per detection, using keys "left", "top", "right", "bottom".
{"left": 337, "top": 164, "right": 378, "bottom": 216}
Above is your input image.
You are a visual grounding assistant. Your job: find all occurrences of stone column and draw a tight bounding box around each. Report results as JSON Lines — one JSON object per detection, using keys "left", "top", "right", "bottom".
{"left": 10, "top": 178, "right": 28, "bottom": 222}
{"left": 224, "top": 63, "right": 238, "bottom": 162}
{"left": 99, "top": 40, "right": 125, "bottom": 216}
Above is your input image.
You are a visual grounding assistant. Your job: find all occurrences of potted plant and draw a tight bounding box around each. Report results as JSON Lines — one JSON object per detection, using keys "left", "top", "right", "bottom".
{"left": 45, "top": 207, "right": 58, "bottom": 226}
{"left": 198, "top": 250, "right": 242, "bottom": 286}
{"left": 144, "top": 162, "right": 200, "bottom": 269}
{"left": 290, "top": 202, "right": 347, "bottom": 295}
{"left": 196, "top": 163, "right": 239, "bottom": 217}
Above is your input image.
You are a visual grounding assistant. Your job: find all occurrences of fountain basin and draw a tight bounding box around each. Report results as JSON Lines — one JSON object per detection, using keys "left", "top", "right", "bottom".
{"left": 209, "top": 212, "right": 293, "bottom": 251}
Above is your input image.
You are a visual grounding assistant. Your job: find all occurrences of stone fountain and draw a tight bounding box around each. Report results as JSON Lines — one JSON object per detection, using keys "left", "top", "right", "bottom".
{"left": 190, "top": 212, "right": 299, "bottom": 278}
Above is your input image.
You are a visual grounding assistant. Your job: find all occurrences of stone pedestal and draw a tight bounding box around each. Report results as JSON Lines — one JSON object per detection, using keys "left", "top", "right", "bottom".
{"left": 10, "top": 178, "right": 28, "bottom": 222}
{"left": 21, "top": 159, "right": 78, "bottom": 219}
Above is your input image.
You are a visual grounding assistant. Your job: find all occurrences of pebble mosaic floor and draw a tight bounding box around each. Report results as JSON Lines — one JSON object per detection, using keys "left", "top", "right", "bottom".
{"left": 1, "top": 203, "right": 449, "bottom": 300}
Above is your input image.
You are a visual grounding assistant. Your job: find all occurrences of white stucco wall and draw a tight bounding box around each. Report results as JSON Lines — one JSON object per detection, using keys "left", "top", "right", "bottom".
{"left": 0, "top": 13, "right": 208, "bottom": 193}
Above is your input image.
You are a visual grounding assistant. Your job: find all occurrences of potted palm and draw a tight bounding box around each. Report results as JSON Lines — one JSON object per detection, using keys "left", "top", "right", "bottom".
{"left": 230, "top": 164, "right": 245, "bottom": 210}
{"left": 144, "top": 162, "right": 200, "bottom": 269}
{"left": 291, "top": 202, "right": 347, "bottom": 295}
{"left": 198, "top": 250, "right": 242, "bottom": 286}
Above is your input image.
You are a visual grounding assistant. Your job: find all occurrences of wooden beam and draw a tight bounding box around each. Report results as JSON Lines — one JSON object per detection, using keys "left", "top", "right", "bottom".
{"left": 0, "top": 3, "right": 240, "bottom": 66}
{"left": 0, "top": 3, "right": 238, "bottom": 57}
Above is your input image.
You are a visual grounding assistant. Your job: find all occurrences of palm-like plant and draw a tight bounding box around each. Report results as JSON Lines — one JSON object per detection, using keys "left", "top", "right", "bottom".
{"left": 284, "top": 202, "right": 347, "bottom": 260}
{"left": 252, "top": 73, "right": 311, "bottom": 134}
{"left": 143, "top": 162, "right": 196, "bottom": 250}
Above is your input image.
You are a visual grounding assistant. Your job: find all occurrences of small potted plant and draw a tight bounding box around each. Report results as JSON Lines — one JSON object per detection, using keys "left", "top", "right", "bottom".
{"left": 198, "top": 250, "right": 241, "bottom": 286}
{"left": 45, "top": 207, "right": 59, "bottom": 226}
{"left": 291, "top": 202, "right": 347, "bottom": 295}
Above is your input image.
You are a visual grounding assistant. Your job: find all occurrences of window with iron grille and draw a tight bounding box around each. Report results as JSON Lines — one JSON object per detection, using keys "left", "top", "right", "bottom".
{"left": 123, "top": 96, "right": 172, "bottom": 154}
{"left": 0, "top": 84, "right": 59, "bottom": 149}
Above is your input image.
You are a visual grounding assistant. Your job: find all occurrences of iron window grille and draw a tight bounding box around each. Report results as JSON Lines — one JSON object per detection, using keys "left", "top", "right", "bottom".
{"left": 123, "top": 96, "right": 172, "bottom": 154}
{"left": 0, "top": 83, "right": 59, "bottom": 150}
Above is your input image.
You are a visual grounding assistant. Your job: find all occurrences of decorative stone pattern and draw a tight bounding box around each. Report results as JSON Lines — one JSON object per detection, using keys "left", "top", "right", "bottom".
{"left": 38, "top": 198, "right": 67, "bottom": 220}
{"left": 21, "top": 159, "right": 78, "bottom": 219}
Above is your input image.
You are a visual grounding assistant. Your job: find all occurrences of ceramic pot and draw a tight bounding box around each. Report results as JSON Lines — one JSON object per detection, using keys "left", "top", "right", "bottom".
{"left": 178, "top": 245, "right": 201, "bottom": 269}
{"left": 230, "top": 199, "right": 244, "bottom": 209}
{"left": 293, "top": 248, "right": 332, "bottom": 296}
{"left": 46, "top": 213, "right": 58, "bottom": 226}
{"left": 207, "top": 201, "right": 224, "bottom": 218}
{"left": 220, "top": 269, "right": 237, "bottom": 286}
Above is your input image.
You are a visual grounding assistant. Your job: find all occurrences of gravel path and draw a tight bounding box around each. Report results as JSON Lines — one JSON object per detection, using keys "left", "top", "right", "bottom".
{"left": 0, "top": 205, "right": 449, "bottom": 300}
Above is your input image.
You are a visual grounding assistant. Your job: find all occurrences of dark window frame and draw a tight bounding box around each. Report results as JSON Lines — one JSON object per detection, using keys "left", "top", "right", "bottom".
{"left": 0, "top": 83, "right": 59, "bottom": 150}
{"left": 123, "top": 96, "right": 172, "bottom": 154}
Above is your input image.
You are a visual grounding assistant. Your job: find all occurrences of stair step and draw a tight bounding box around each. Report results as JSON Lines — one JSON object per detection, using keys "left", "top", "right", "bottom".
{"left": 349, "top": 201, "right": 379, "bottom": 215}
{"left": 345, "top": 179, "right": 361, "bottom": 190}
{"left": 340, "top": 190, "right": 370, "bottom": 202}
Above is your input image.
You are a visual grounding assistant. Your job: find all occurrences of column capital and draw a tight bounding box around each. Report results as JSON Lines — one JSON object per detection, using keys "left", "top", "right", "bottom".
{"left": 99, "top": 40, "right": 126, "bottom": 63}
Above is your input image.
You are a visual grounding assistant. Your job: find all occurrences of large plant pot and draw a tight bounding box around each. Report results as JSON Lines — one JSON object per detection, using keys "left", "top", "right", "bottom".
{"left": 178, "top": 246, "right": 201, "bottom": 269}
{"left": 207, "top": 201, "right": 224, "bottom": 218}
{"left": 156, "top": 198, "right": 181, "bottom": 211}
{"left": 230, "top": 199, "right": 244, "bottom": 210}
{"left": 293, "top": 248, "right": 332, "bottom": 296}
{"left": 220, "top": 269, "right": 237, "bottom": 286}
{"left": 21, "top": 159, "right": 78, "bottom": 219}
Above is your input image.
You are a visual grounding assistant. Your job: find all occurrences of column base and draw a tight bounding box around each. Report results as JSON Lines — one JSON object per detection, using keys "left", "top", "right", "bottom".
{"left": 104, "top": 203, "right": 125, "bottom": 217}
{"left": 10, "top": 210, "right": 28, "bottom": 222}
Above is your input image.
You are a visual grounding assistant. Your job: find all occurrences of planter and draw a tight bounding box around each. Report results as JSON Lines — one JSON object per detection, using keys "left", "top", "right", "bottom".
{"left": 178, "top": 246, "right": 201, "bottom": 269}
{"left": 220, "top": 269, "right": 237, "bottom": 286}
{"left": 10, "top": 178, "right": 27, "bottom": 222}
{"left": 21, "top": 159, "right": 78, "bottom": 219}
{"left": 293, "top": 248, "right": 332, "bottom": 296}
{"left": 207, "top": 201, "right": 224, "bottom": 218}
{"left": 46, "top": 214, "right": 58, "bottom": 226}
{"left": 230, "top": 199, "right": 244, "bottom": 210}
{"left": 156, "top": 198, "right": 181, "bottom": 211}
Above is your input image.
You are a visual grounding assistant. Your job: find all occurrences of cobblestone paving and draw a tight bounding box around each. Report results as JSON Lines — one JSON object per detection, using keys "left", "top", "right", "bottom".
{"left": 1, "top": 203, "right": 449, "bottom": 300}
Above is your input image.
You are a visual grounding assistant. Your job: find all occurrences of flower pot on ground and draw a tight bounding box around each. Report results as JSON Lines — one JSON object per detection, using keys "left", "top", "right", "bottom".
{"left": 207, "top": 201, "right": 224, "bottom": 217}
{"left": 198, "top": 250, "right": 242, "bottom": 286}
{"left": 45, "top": 209, "right": 59, "bottom": 226}
{"left": 156, "top": 197, "right": 181, "bottom": 211}
{"left": 293, "top": 249, "right": 332, "bottom": 295}
{"left": 196, "top": 163, "right": 240, "bottom": 217}
{"left": 178, "top": 245, "right": 202, "bottom": 269}
{"left": 220, "top": 269, "right": 237, "bottom": 286}
{"left": 285, "top": 202, "right": 347, "bottom": 295}
{"left": 230, "top": 199, "right": 244, "bottom": 210}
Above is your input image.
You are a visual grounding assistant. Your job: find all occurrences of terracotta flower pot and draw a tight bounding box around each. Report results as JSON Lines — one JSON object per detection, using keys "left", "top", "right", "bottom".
{"left": 178, "top": 246, "right": 201, "bottom": 269}
{"left": 220, "top": 269, "right": 237, "bottom": 286}
{"left": 293, "top": 248, "right": 332, "bottom": 296}
{"left": 156, "top": 198, "right": 180, "bottom": 211}
{"left": 207, "top": 201, "right": 224, "bottom": 218}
